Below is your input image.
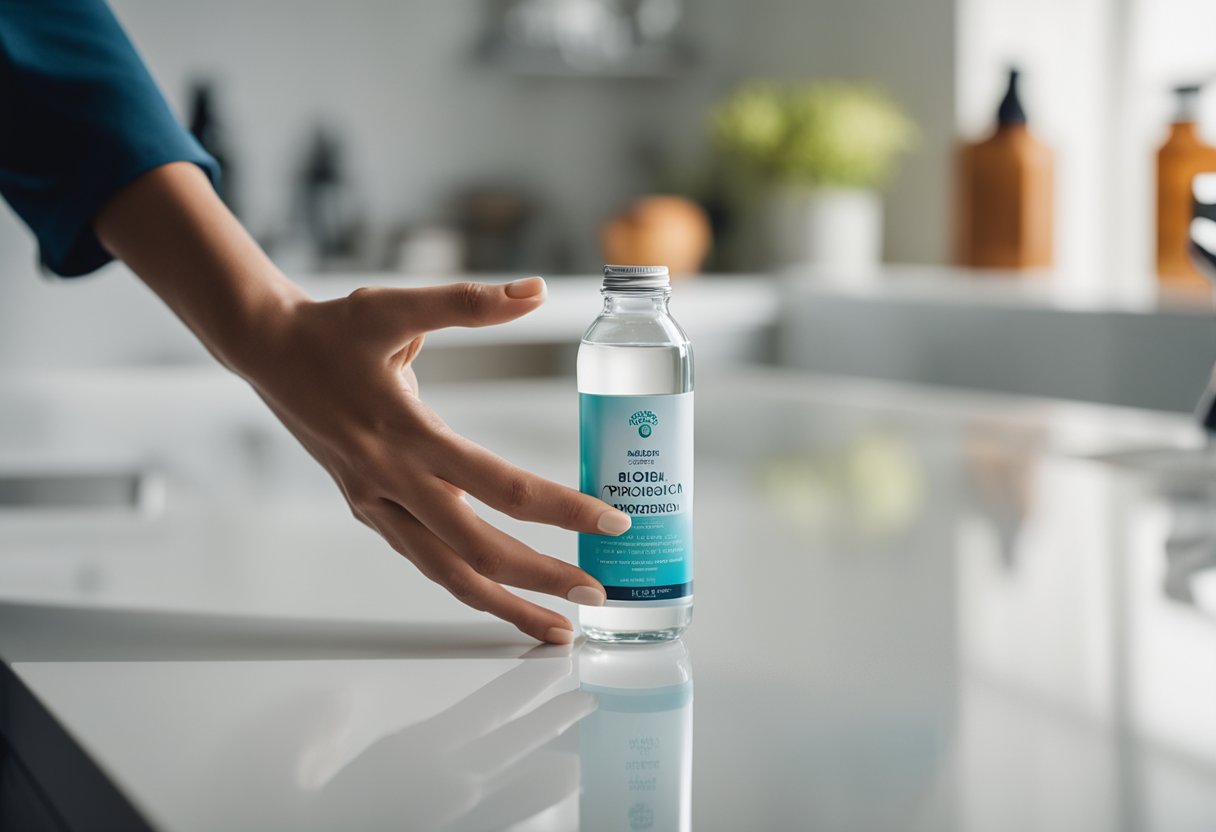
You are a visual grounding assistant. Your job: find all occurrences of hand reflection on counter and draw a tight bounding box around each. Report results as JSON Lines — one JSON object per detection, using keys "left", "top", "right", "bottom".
{"left": 281, "top": 644, "right": 588, "bottom": 831}
{"left": 271, "top": 639, "right": 693, "bottom": 831}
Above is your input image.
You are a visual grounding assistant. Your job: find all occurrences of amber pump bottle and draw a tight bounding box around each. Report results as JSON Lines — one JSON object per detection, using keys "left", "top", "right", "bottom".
{"left": 955, "top": 68, "right": 1054, "bottom": 271}
{"left": 1156, "top": 84, "right": 1216, "bottom": 290}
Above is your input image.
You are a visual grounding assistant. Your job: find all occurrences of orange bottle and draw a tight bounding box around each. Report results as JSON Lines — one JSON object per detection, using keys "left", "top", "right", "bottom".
{"left": 955, "top": 69, "right": 1054, "bottom": 271}
{"left": 1155, "top": 84, "right": 1216, "bottom": 289}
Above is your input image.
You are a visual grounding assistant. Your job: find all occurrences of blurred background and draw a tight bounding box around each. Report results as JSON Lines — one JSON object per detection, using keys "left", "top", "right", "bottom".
{"left": 0, "top": 0, "right": 1213, "bottom": 411}
{"left": 6, "top": 5, "right": 1216, "bottom": 828}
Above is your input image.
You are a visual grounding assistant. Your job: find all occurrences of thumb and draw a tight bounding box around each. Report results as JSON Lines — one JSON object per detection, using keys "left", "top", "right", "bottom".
{"left": 354, "top": 278, "right": 547, "bottom": 345}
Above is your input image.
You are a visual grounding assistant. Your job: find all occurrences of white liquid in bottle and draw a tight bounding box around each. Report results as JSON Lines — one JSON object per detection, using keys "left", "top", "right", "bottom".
{"left": 577, "top": 265, "right": 693, "bottom": 642}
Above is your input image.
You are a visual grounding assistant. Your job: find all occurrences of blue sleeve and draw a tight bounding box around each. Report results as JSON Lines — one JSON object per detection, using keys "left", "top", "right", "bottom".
{"left": 0, "top": 0, "right": 219, "bottom": 277}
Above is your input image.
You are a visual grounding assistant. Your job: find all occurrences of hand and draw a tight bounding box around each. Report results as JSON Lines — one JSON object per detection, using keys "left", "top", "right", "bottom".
{"left": 93, "top": 164, "right": 627, "bottom": 644}
{"left": 243, "top": 277, "right": 629, "bottom": 643}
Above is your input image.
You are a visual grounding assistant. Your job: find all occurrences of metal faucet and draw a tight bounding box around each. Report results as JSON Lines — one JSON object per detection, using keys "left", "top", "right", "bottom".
{"left": 1185, "top": 173, "right": 1216, "bottom": 434}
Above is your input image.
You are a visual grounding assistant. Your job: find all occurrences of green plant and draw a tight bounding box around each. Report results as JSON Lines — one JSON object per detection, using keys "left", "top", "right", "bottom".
{"left": 710, "top": 81, "right": 917, "bottom": 189}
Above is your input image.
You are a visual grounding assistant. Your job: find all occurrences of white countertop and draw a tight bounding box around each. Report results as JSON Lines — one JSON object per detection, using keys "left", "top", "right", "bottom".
{"left": 2, "top": 369, "right": 1216, "bottom": 831}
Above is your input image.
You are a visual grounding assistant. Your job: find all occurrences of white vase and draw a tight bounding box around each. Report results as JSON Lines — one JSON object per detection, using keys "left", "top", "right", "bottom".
{"left": 768, "top": 186, "right": 883, "bottom": 274}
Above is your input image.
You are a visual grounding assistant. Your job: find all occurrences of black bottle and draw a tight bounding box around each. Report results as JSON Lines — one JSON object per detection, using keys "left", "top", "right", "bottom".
{"left": 187, "top": 80, "right": 238, "bottom": 216}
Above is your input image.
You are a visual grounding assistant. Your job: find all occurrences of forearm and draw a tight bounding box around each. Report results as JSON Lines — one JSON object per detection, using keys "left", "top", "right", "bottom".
{"left": 93, "top": 162, "right": 309, "bottom": 378}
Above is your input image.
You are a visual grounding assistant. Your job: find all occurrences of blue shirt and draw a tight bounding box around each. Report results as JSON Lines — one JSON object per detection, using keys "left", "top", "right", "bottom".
{"left": 0, "top": 0, "right": 218, "bottom": 276}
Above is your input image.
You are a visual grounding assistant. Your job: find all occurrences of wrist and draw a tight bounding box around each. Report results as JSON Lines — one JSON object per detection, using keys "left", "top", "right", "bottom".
{"left": 94, "top": 163, "right": 314, "bottom": 382}
{"left": 215, "top": 269, "right": 312, "bottom": 382}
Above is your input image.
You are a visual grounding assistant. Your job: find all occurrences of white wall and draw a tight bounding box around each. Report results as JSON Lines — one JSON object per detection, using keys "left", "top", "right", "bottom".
{"left": 957, "top": 0, "right": 1216, "bottom": 301}
{"left": 956, "top": 0, "right": 1114, "bottom": 298}
{"left": 112, "top": 0, "right": 661, "bottom": 269}
{"left": 0, "top": 0, "right": 954, "bottom": 369}
{"left": 1121, "top": 0, "right": 1216, "bottom": 291}
{"left": 718, "top": 0, "right": 956, "bottom": 266}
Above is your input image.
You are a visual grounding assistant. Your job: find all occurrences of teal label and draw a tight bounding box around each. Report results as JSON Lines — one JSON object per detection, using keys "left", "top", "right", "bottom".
{"left": 580, "top": 392, "right": 693, "bottom": 601}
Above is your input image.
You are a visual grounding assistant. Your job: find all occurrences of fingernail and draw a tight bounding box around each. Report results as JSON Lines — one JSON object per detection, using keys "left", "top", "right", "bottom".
{"left": 597, "top": 510, "right": 632, "bottom": 535}
{"left": 567, "top": 585, "right": 606, "bottom": 607}
{"left": 505, "top": 276, "right": 546, "bottom": 299}
{"left": 545, "top": 627, "right": 575, "bottom": 645}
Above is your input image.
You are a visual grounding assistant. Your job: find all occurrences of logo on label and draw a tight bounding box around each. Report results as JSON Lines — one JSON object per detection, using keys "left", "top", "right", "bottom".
{"left": 629, "top": 410, "right": 658, "bottom": 438}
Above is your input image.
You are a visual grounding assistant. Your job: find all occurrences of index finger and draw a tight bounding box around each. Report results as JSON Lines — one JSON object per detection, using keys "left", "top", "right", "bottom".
{"left": 349, "top": 279, "right": 547, "bottom": 348}
{"left": 436, "top": 436, "right": 631, "bottom": 536}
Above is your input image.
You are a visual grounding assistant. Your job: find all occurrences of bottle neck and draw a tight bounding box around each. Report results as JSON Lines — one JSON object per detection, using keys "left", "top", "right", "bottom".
{"left": 995, "top": 122, "right": 1029, "bottom": 136}
{"left": 601, "top": 288, "right": 671, "bottom": 316}
{"left": 1174, "top": 88, "right": 1202, "bottom": 124}
{"left": 1169, "top": 121, "right": 1200, "bottom": 139}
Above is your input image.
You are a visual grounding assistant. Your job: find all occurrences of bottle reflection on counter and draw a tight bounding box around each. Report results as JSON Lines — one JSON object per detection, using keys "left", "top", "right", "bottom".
{"left": 578, "top": 641, "right": 693, "bottom": 832}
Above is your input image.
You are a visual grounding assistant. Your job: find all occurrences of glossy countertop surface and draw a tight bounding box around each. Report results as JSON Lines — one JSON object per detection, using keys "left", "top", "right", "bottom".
{"left": 2, "top": 368, "right": 1216, "bottom": 831}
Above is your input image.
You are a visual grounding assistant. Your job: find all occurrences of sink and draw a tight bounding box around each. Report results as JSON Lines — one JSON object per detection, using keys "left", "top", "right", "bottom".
{"left": 0, "top": 471, "right": 160, "bottom": 513}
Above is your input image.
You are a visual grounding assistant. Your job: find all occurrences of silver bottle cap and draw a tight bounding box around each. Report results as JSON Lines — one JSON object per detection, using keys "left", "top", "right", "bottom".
{"left": 602, "top": 264, "right": 670, "bottom": 290}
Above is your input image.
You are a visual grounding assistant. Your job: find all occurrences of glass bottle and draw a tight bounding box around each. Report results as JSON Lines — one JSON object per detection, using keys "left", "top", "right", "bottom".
{"left": 577, "top": 265, "right": 694, "bottom": 642}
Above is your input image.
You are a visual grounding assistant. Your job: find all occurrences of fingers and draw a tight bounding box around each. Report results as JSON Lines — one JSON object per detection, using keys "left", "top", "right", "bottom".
{"left": 449, "top": 750, "right": 581, "bottom": 832}
{"left": 426, "top": 658, "right": 575, "bottom": 747}
{"left": 435, "top": 435, "right": 632, "bottom": 536}
{"left": 402, "top": 485, "right": 608, "bottom": 607}
{"left": 350, "top": 278, "right": 547, "bottom": 347}
{"left": 453, "top": 690, "right": 596, "bottom": 777}
{"left": 366, "top": 500, "right": 577, "bottom": 644}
